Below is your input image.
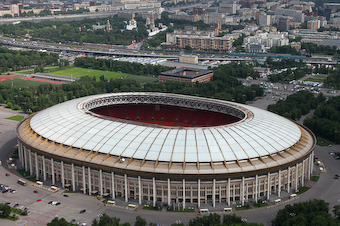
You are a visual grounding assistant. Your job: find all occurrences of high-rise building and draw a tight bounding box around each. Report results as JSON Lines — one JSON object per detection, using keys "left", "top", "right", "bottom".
{"left": 278, "top": 17, "right": 290, "bottom": 31}
{"left": 259, "top": 14, "right": 271, "bottom": 26}
{"left": 219, "top": 1, "right": 236, "bottom": 14}
{"left": 307, "top": 20, "right": 320, "bottom": 31}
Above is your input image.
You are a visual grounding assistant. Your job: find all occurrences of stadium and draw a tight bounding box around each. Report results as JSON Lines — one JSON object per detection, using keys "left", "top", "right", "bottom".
{"left": 16, "top": 92, "right": 315, "bottom": 208}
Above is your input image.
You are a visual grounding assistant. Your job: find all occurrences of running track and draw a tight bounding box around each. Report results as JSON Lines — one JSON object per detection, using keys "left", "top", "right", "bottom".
{"left": 0, "top": 76, "right": 66, "bottom": 84}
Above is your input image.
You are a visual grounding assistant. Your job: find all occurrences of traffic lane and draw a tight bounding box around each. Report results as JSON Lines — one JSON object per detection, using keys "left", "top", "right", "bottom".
{"left": 237, "top": 144, "right": 340, "bottom": 225}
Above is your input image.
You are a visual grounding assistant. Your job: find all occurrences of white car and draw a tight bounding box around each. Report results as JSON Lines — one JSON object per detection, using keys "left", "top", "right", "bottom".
{"left": 10, "top": 190, "right": 16, "bottom": 194}
{"left": 52, "top": 201, "right": 58, "bottom": 205}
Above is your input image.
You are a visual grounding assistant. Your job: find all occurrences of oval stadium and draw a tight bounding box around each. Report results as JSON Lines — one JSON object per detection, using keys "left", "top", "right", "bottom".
{"left": 16, "top": 92, "right": 315, "bottom": 208}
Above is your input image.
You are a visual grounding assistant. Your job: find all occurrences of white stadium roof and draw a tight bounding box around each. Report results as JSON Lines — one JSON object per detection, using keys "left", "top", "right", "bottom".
{"left": 30, "top": 93, "right": 302, "bottom": 164}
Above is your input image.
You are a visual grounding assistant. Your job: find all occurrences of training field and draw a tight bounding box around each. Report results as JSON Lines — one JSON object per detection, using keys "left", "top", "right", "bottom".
{"left": 50, "top": 67, "right": 132, "bottom": 81}
{"left": 50, "top": 67, "right": 158, "bottom": 84}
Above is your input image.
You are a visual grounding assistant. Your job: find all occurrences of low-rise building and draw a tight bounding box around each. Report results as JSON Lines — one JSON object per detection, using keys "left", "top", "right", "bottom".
{"left": 244, "top": 32, "right": 289, "bottom": 52}
{"left": 166, "top": 29, "right": 232, "bottom": 51}
{"left": 179, "top": 55, "right": 199, "bottom": 64}
{"left": 159, "top": 68, "right": 213, "bottom": 84}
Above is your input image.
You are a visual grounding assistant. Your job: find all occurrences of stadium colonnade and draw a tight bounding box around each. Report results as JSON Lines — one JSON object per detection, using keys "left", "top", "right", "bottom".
{"left": 16, "top": 92, "right": 316, "bottom": 208}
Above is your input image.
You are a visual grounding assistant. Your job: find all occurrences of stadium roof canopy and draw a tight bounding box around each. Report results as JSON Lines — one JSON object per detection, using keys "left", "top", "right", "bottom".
{"left": 30, "top": 93, "right": 302, "bottom": 164}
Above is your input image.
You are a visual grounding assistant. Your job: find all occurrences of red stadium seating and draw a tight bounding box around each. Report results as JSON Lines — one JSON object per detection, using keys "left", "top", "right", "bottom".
{"left": 90, "top": 104, "right": 240, "bottom": 127}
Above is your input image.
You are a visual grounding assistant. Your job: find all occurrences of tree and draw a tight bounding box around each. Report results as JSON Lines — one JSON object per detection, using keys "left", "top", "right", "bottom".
{"left": 134, "top": 216, "right": 147, "bottom": 226}
{"left": 272, "top": 199, "right": 339, "bottom": 226}
{"left": 47, "top": 217, "right": 74, "bottom": 226}
{"left": 333, "top": 205, "right": 340, "bottom": 220}
{"left": 0, "top": 203, "right": 11, "bottom": 218}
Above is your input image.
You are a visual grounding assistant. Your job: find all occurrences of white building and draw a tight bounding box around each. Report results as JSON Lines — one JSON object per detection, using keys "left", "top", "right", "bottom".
{"left": 126, "top": 18, "right": 137, "bottom": 30}
{"left": 244, "top": 32, "right": 289, "bottom": 52}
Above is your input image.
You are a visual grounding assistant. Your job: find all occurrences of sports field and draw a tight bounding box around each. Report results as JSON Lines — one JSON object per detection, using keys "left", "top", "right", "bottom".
{"left": 1, "top": 78, "right": 61, "bottom": 88}
{"left": 50, "top": 67, "right": 158, "bottom": 84}
{"left": 50, "top": 67, "right": 131, "bottom": 81}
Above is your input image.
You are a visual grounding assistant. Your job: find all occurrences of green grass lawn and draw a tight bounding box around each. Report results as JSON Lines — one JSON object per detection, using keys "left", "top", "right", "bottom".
{"left": 6, "top": 115, "right": 25, "bottom": 121}
{"left": 236, "top": 205, "right": 252, "bottom": 210}
{"left": 296, "top": 186, "right": 310, "bottom": 195}
{"left": 311, "top": 176, "right": 319, "bottom": 182}
{"left": 317, "top": 139, "right": 329, "bottom": 146}
{"left": 50, "top": 67, "right": 131, "bottom": 81}
{"left": 254, "top": 202, "right": 269, "bottom": 208}
{"left": 50, "top": 67, "right": 158, "bottom": 84}
{"left": 304, "top": 75, "right": 327, "bottom": 83}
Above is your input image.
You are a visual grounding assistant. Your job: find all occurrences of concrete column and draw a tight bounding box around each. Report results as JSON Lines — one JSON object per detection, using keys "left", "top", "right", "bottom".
{"left": 241, "top": 177, "right": 245, "bottom": 206}
{"left": 61, "top": 161, "right": 65, "bottom": 188}
{"left": 295, "top": 163, "right": 298, "bottom": 191}
{"left": 82, "top": 166, "right": 86, "bottom": 194}
{"left": 138, "top": 176, "right": 142, "bottom": 205}
{"left": 278, "top": 170, "right": 281, "bottom": 197}
{"left": 255, "top": 175, "right": 258, "bottom": 203}
{"left": 18, "top": 141, "right": 23, "bottom": 168}
{"left": 42, "top": 156, "right": 46, "bottom": 181}
{"left": 308, "top": 155, "right": 311, "bottom": 180}
{"left": 125, "top": 174, "right": 128, "bottom": 203}
{"left": 72, "top": 163, "right": 75, "bottom": 191}
{"left": 183, "top": 179, "right": 186, "bottom": 209}
{"left": 311, "top": 150, "right": 314, "bottom": 173}
{"left": 288, "top": 167, "right": 291, "bottom": 193}
{"left": 227, "top": 178, "right": 231, "bottom": 206}
{"left": 152, "top": 177, "right": 156, "bottom": 207}
{"left": 212, "top": 179, "right": 216, "bottom": 208}
{"left": 302, "top": 160, "right": 305, "bottom": 186}
{"left": 88, "top": 167, "right": 91, "bottom": 195}
{"left": 111, "top": 172, "right": 115, "bottom": 199}
{"left": 167, "top": 178, "right": 171, "bottom": 206}
{"left": 198, "top": 179, "right": 201, "bottom": 208}
{"left": 51, "top": 158, "right": 55, "bottom": 185}
{"left": 267, "top": 173, "right": 270, "bottom": 201}
{"left": 28, "top": 149, "right": 32, "bottom": 176}
{"left": 35, "top": 152, "right": 39, "bottom": 179}
{"left": 24, "top": 146, "right": 28, "bottom": 172}
{"left": 99, "top": 169, "right": 103, "bottom": 196}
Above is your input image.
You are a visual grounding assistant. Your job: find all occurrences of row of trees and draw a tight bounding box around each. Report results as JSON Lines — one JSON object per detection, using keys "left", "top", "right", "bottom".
{"left": 270, "top": 43, "right": 340, "bottom": 56}
{"left": 265, "top": 58, "right": 307, "bottom": 70}
{"left": 48, "top": 213, "right": 262, "bottom": 226}
{"left": 74, "top": 57, "right": 174, "bottom": 76}
{"left": 0, "top": 47, "right": 59, "bottom": 73}
{"left": 304, "top": 96, "right": 340, "bottom": 144}
{"left": 47, "top": 199, "right": 340, "bottom": 226}
{"left": 268, "top": 67, "right": 312, "bottom": 83}
{"left": 0, "top": 61, "right": 263, "bottom": 113}
{"left": 0, "top": 16, "right": 148, "bottom": 45}
{"left": 273, "top": 199, "right": 340, "bottom": 226}
{"left": 325, "top": 66, "right": 340, "bottom": 89}
{"left": 267, "top": 91, "right": 325, "bottom": 120}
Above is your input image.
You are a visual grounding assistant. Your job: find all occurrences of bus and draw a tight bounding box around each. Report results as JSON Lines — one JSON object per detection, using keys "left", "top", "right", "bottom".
{"left": 17, "top": 179, "right": 27, "bottom": 186}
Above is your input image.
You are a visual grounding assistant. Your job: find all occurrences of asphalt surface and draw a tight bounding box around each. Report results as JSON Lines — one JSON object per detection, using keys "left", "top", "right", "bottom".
{"left": 0, "top": 96, "right": 339, "bottom": 225}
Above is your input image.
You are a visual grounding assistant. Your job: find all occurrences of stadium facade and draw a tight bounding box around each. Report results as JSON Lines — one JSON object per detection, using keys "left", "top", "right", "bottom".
{"left": 16, "top": 93, "right": 315, "bottom": 208}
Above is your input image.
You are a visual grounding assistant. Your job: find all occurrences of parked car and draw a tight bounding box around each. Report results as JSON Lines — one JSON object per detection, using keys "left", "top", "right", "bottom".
{"left": 56, "top": 202, "right": 61, "bottom": 206}
{"left": 33, "top": 190, "right": 38, "bottom": 193}
{"left": 10, "top": 190, "right": 17, "bottom": 194}
{"left": 63, "top": 194, "right": 69, "bottom": 197}
{"left": 48, "top": 201, "right": 53, "bottom": 204}
{"left": 80, "top": 209, "right": 86, "bottom": 214}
